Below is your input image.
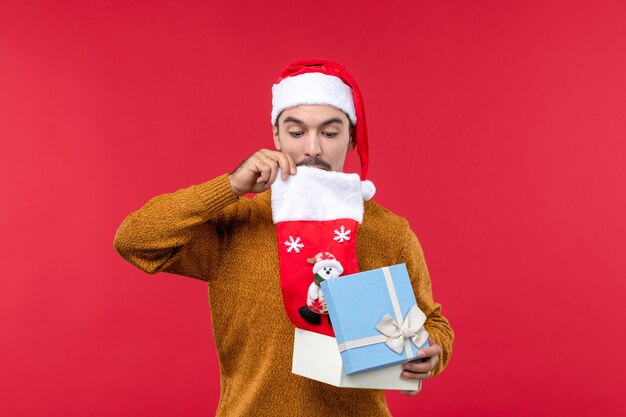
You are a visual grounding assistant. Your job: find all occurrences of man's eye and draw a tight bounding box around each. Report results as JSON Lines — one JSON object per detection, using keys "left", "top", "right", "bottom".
{"left": 323, "top": 132, "right": 338, "bottom": 138}
{"left": 289, "top": 131, "right": 304, "bottom": 138}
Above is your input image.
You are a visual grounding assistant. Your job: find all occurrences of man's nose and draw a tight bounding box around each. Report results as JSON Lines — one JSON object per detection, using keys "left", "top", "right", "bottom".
{"left": 304, "top": 132, "right": 321, "bottom": 157}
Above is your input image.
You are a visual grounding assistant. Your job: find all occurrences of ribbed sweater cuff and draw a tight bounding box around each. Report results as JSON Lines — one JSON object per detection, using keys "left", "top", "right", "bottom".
{"left": 192, "top": 173, "right": 239, "bottom": 213}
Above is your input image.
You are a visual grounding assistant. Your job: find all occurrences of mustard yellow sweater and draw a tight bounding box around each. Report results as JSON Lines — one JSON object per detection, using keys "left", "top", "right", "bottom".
{"left": 113, "top": 173, "right": 454, "bottom": 417}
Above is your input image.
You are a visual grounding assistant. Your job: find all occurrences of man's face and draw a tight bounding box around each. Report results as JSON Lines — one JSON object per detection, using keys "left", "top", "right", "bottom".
{"left": 272, "top": 104, "right": 355, "bottom": 173}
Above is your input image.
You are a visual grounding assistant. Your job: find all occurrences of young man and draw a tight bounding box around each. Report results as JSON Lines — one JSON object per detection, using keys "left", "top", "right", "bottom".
{"left": 114, "top": 59, "right": 453, "bottom": 416}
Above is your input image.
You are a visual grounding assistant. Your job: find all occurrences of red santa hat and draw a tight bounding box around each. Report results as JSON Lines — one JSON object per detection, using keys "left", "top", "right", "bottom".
{"left": 271, "top": 59, "right": 370, "bottom": 180}
{"left": 307, "top": 252, "right": 344, "bottom": 275}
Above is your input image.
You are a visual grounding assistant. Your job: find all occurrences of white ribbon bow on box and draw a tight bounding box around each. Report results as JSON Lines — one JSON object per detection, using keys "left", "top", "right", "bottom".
{"left": 375, "top": 305, "right": 429, "bottom": 355}
{"left": 336, "top": 267, "right": 429, "bottom": 361}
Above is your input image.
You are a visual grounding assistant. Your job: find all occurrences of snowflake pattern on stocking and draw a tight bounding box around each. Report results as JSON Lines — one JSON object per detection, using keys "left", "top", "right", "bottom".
{"left": 333, "top": 225, "right": 352, "bottom": 243}
{"left": 284, "top": 236, "right": 304, "bottom": 253}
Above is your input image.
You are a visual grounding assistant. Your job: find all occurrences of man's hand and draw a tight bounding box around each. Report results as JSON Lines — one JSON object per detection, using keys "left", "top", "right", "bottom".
{"left": 228, "top": 149, "right": 297, "bottom": 197}
{"left": 400, "top": 337, "right": 441, "bottom": 396}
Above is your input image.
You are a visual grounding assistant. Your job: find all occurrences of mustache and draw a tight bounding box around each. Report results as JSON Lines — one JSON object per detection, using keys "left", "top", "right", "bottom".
{"left": 296, "top": 157, "right": 332, "bottom": 171}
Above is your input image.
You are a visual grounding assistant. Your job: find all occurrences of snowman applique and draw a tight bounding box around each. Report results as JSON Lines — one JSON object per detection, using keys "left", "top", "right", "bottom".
{"left": 298, "top": 252, "right": 344, "bottom": 325}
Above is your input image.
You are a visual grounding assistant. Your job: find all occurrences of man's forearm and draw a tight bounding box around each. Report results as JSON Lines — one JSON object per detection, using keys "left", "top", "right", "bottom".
{"left": 113, "top": 173, "right": 238, "bottom": 278}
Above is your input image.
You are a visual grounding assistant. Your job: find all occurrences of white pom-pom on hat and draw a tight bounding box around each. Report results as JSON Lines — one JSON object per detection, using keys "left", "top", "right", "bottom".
{"left": 361, "top": 180, "right": 376, "bottom": 201}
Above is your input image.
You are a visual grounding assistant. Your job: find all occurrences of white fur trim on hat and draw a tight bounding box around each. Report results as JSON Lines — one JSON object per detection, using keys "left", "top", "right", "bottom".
{"left": 312, "top": 259, "right": 344, "bottom": 275}
{"left": 270, "top": 166, "right": 376, "bottom": 224}
{"left": 271, "top": 72, "right": 356, "bottom": 125}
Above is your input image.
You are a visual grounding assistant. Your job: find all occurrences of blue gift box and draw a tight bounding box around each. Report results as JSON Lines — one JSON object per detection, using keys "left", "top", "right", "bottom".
{"left": 321, "top": 264, "right": 430, "bottom": 375}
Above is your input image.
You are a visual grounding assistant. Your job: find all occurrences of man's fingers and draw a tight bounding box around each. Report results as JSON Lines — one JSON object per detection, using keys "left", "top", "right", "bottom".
{"left": 284, "top": 152, "right": 297, "bottom": 175}
{"left": 260, "top": 149, "right": 296, "bottom": 180}
{"left": 402, "top": 356, "right": 438, "bottom": 374}
{"left": 260, "top": 149, "right": 290, "bottom": 181}
{"left": 230, "top": 149, "right": 298, "bottom": 196}
{"left": 418, "top": 343, "right": 442, "bottom": 358}
{"left": 253, "top": 159, "right": 271, "bottom": 184}
{"left": 401, "top": 388, "right": 420, "bottom": 396}
{"left": 278, "top": 152, "right": 295, "bottom": 179}
{"left": 401, "top": 369, "right": 432, "bottom": 381}
{"left": 259, "top": 154, "right": 279, "bottom": 188}
{"left": 257, "top": 155, "right": 278, "bottom": 188}
{"left": 400, "top": 354, "right": 438, "bottom": 381}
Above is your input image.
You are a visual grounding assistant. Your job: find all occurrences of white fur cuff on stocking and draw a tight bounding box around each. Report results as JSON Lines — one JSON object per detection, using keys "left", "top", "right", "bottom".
{"left": 271, "top": 166, "right": 376, "bottom": 224}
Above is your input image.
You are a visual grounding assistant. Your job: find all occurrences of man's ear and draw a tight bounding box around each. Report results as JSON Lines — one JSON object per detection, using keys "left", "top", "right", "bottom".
{"left": 272, "top": 124, "right": 281, "bottom": 150}
{"left": 348, "top": 133, "right": 356, "bottom": 150}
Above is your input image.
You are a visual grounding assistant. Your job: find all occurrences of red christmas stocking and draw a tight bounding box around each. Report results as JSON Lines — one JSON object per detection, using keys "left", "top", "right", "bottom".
{"left": 271, "top": 166, "right": 376, "bottom": 337}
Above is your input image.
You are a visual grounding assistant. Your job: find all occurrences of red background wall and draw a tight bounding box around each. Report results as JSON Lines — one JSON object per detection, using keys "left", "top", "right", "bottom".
{"left": 1, "top": 1, "right": 625, "bottom": 416}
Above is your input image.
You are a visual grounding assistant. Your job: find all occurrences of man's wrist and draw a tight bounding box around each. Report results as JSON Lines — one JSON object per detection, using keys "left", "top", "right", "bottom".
{"left": 227, "top": 174, "right": 243, "bottom": 198}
